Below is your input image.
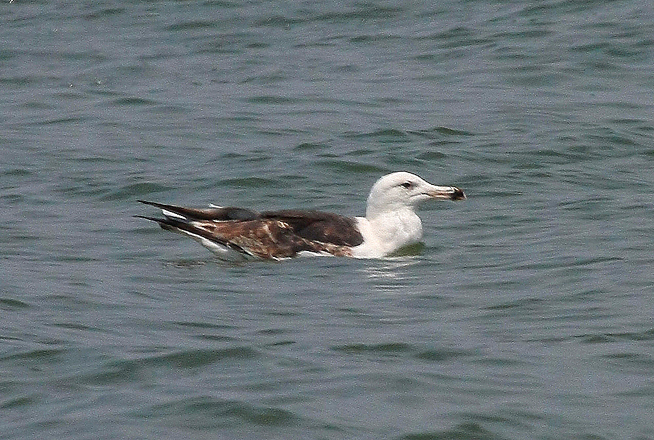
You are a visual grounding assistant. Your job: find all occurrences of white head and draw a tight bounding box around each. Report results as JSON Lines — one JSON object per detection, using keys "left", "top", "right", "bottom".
{"left": 366, "top": 172, "right": 465, "bottom": 219}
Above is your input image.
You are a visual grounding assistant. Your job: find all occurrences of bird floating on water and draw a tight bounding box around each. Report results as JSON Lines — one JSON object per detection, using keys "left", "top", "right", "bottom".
{"left": 137, "top": 172, "right": 465, "bottom": 261}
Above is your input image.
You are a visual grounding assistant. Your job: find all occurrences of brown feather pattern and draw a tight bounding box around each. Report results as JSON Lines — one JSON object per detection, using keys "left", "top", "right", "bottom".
{"left": 138, "top": 201, "right": 363, "bottom": 259}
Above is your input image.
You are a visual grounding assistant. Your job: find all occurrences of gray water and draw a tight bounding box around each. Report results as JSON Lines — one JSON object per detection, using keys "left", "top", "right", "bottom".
{"left": 2, "top": 1, "right": 654, "bottom": 439}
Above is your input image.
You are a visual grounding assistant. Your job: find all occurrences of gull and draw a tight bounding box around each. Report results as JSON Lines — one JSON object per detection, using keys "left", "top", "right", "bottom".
{"left": 137, "top": 172, "right": 465, "bottom": 260}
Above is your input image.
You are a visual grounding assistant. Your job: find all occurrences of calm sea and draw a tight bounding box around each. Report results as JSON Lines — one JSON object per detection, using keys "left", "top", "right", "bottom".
{"left": 2, "top": 1, "right": 653, "bottom": 439}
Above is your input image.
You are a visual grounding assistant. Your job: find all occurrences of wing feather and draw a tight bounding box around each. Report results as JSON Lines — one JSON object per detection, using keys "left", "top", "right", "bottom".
{"left": 138, "top": 203, "right": 363, "bottom": 259}
{"left": 260, "top": 210, "right": 364, "bottom": 246}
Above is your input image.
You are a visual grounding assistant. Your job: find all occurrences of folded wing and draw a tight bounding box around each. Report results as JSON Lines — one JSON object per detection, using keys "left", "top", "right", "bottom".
{"left": 137, "top": 201, "right": 363, "bottom": 259}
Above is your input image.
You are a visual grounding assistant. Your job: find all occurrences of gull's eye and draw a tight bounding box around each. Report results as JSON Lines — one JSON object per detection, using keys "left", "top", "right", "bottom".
{"left": 400, "top": 181, "right": 413, "bottom": 189}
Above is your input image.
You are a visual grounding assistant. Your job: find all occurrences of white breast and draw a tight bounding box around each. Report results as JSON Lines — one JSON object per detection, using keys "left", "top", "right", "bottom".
{"left": 351, "top": 210, "right": 423, "bottom": 258}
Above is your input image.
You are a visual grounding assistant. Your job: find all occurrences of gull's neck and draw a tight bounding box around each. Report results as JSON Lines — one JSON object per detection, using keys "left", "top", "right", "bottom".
{"left": 353, "top": 208, "right": 423, "bottom": 257}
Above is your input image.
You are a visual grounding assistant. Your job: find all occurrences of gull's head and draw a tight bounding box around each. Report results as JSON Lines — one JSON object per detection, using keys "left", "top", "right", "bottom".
{"left": 366, "top": 172, "right": 465, "bottom": 218}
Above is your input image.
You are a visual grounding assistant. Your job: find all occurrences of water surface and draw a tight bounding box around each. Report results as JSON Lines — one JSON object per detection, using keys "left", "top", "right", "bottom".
{"left": 2, "top": 1, "right": 653, "bottom": 439}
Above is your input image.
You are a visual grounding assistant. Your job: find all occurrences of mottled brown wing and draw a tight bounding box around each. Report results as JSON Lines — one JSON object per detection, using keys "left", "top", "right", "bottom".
{"left": 138, "top": 203, "right": 363, "bottom": 259}
{"left": 260, "top": 210, "right": 364, "bottom": 247}
{"left": 197, "top": 217, "right": 357, "bottom": 259}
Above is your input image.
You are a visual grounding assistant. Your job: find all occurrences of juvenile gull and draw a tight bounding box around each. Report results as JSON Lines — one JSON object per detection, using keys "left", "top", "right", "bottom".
{"left": 137, "top": 172, "right": 465, "bottom": 261}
